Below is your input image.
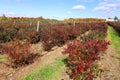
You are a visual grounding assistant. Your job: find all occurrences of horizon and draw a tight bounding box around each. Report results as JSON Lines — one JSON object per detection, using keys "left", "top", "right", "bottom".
{"left": 0, "top": 0, "right": 120, "bottom": 20}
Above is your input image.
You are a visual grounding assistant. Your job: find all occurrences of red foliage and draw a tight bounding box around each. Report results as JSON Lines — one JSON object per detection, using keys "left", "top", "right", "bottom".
{"left": 27, "top": 31, "right": 40, "bottom": 44}
{"left": 42, "top": 27, "right": 55, "bottom": 51}
{"left": 41, "top": 22, "right": 107, "bottom": 51}
{"left": 107, "top": 22, "right": 120, "bottom": 35}
{"left": 4, "top": 40, "right": 37, "bottom": 68}
{"left": 63, "top": 40, "right": 109, "bottom": 79}
{"left": 0, "top": 21, "right": 108, "bottom": 52}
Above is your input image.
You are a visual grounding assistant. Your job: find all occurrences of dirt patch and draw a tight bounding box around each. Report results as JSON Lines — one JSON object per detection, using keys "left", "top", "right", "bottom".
{"left": 96, "top": 45, "right": 120, "bottom": 80}
{"left": 60, "top": 65, "right": 70, "bottom": 80}
{"left": 30, "top": 42, "right": 44, "bottom": 55}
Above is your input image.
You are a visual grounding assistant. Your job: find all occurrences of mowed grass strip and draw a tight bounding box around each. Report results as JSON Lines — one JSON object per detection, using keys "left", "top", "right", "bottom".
{"left": 108, "top": 26, "right": 120, "bottom": 55}
{"left": 20, "top": 57, "right": 66, "bottom": 80}
{"left": 0, "top": 55, "right": 8, "bottom": 61}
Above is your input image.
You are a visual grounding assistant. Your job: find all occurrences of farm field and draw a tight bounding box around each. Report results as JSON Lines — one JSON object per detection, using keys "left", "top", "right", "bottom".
{"left": 0, "top": 0, "right": 120, "bottom": 80}
{"left": 0, "top": 17, "right": 120, "bottom": 80}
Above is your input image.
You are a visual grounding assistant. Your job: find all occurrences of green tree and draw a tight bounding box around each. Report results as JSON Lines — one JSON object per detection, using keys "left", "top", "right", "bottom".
{"left": 114, "top": 16, "right": 119, "bottom": 22}
{"left": 0, "top": 14, "right": 7, "bottom": 22}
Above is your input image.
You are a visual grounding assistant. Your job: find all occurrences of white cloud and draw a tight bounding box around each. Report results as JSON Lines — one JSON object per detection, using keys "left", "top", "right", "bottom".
{"left": 103, "top": 0, "right": 111, "bottom": 2}
{"left": 5, "top": 12, "right": 15, "bottom": 15}
{"left": 93, "top": 0, "right": 120, "bottom": 17}
{"left": 0, "top": 11, "right": 16, "bottom": 17}
{"left": 94, "top": 3, "right": 119, "bottom": 11}
{"left": 94, "top": 6, "right": 108, "bottom": 11}
{"left": 44, "top": 15, "right": 69, "bottom": 20}
{"left": 0, "top": 11, "right": 26, "bottom": 17}
{"left": 101, "top": 0, "right": 118, "bottom": 2}
{"left": 4, "top": 12, "right": 17, "bottom": 17}
{"left": 76, "top": 0, "right": 115, "bottom": 2}
{"left": 72, "top": 5, "right": 86, "bottom": 10}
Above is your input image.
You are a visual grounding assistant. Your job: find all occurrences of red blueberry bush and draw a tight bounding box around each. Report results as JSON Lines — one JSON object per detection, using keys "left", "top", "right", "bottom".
{"left": 107, "top": 21, "right": 120, "bottom": 35}
{"left": 41, "top": 22, "right": 107, "bottom": 51}
{"left": 63, "top": 40, "right": 109, "bottom": 80}
{"left": 4, "top": 40, "right": 37, "bottom": 68}
{"left": 27, "top": 31, "right": 41, "bottom": 44}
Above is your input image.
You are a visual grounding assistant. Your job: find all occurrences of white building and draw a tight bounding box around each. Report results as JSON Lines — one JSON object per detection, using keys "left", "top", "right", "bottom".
{"left": 106, "top": 18, "right": 115, "bottom": 22}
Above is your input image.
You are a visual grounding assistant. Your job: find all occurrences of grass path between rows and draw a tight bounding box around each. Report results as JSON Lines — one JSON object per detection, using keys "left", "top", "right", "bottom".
{"left": 20, "top": 57, "right": 65, "bottom": 80}
{"left": 0, "top": 55, "right": 8, "bottom": 61}
{"left": 18, "top": 46, "right": 69, "bottom": 80}
{"left": 96, "top": 26, "right": 120, "bottom": 80}
{"left": 108, "top": 26, "right": 120, "bottom": 55}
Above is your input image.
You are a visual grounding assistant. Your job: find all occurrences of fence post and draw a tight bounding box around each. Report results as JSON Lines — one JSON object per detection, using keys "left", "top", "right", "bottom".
{"left": 73, "top": 21, "right": 75, "bottom": 26}
{"left": 37, "top": 21, "right": 40, "bottom": 32}
{"left": 30, "top": 22, "right": 32, "bottom": 26}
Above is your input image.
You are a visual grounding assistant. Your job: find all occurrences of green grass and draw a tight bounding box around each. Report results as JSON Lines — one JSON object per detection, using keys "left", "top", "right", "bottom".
{"left": 0, "top": 55, "right": 8, "bottom": 61}
{"left": 108, "top": 26, "right": 120, "bottom": 54}
{"left": 20, "top": 57, "right": 66, "bottom": 80}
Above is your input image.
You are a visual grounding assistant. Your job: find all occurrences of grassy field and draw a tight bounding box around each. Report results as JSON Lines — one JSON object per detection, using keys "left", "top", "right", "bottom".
{"left": 108, "top": 26, "right": 120, "bottom": 55}
{"left": 0, "top": 55, "right": 8, "bottom": 61}
{"left": 20, "top": 57, "right": 66, "bottom": 80}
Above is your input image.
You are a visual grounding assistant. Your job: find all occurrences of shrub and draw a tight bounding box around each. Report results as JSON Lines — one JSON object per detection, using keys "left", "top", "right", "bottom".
{"left": 0, "top": 28, "right": 18, "bottom": 43}
{"left": 63, "top": 40, "right": 109, "bottom": 80}
{"left": 27, "top": 31, "right": 41, "bottom": 44}
{"left": 42, "top": 27, "right": 55, "bottom": 51}
{"left": 107, "top": 22, "right": 120, "bottom": 35}
{"left": 4, "top": 40, "right": 37, "bottom": 68}
{"left": 80, "top": 30, "right": 106, "bottom": 42}
{"left": 0, "top": 44, "right": 3, "bottom": 54}
{"left": 52, "top": 26, "right": 68, "bottom": 46}
{"left": 41, "top": 22, "right": 107, "bottom": 51}
{"left": 91, "top": 22, "right": 107, "bottom": 34}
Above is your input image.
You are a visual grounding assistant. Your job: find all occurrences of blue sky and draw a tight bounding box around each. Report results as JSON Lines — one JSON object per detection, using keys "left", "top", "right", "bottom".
{"left": 0, "top": 0, "right": 120, "bottom": 20}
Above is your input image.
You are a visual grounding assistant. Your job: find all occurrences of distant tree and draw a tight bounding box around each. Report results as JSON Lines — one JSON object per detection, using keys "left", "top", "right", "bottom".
{"left": 0, "top": 14, "right": 7, "bottom": 21}
{"left": 114, "top": 16, "right": 119, "bottom": 22}
{"left": 37, "top": 16, "right": 44, "bottom": 20}
{"left": 108, "top": 17, "right": 111, "bottom": 19}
